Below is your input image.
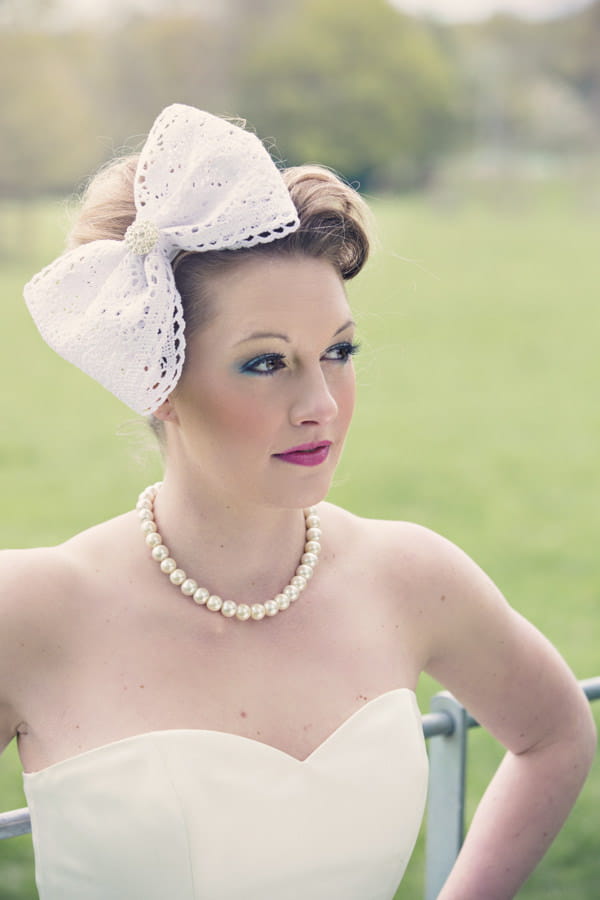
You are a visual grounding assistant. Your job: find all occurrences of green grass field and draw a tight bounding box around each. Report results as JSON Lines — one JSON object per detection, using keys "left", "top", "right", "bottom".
{"left": 1, "top": 180, "right": 599, "bottom": 898}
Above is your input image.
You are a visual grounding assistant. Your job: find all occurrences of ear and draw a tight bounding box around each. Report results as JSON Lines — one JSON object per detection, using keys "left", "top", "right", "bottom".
{"left": 152, "top": 396, "right": 179, "bottom": 424}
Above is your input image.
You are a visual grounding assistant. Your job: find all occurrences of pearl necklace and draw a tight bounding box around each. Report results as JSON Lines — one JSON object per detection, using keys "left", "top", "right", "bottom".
{"left": 136, "top": 483, "right": 321, "bottom": 621}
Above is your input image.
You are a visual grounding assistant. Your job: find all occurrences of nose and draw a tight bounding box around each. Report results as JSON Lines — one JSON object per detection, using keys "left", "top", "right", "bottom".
{"left": 289, "top": 367, "right": 338, "bottom": 427}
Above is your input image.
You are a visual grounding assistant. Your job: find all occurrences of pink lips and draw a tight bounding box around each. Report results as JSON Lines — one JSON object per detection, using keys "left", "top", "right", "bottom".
{"left": 273, "top": 441, "right": 332, "bottom": 467}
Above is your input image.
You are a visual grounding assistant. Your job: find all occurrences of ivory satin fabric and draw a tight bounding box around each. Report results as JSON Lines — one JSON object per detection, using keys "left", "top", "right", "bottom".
{"left": 23, "top": 689, "right": 428, "bottom": 899}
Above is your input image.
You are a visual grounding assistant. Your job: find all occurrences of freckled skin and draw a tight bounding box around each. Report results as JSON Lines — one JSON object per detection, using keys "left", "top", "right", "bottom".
{"left": 0, "top": 244, "right": 595, "bottom": 900}
{"left": 156, "top": 255, "right": 356, "bottom": 513}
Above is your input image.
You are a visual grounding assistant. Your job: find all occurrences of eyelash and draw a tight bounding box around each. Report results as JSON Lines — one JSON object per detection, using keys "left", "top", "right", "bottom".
{"left": 240, "top": 341, "right": 361, "bottom": 376}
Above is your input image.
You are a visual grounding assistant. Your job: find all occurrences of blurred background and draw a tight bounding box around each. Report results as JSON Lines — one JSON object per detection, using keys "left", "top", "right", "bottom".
{"left": 1, "top": 0, "right": 600, "bottom": 200}
{"left": 1, "top": 0, "right": 599, "bottom": 898}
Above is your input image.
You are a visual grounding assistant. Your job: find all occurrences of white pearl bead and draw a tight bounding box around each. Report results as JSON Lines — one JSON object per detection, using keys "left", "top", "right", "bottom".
{"left": 152, "top": 544, "right": 169, "bottom": 562}
{"left": 207, "top": 594, "right": 223, "bottom": 611}
{"left": 181, "top": 578, "right": 198, "bottom": 596}
{"left": 236, "top": 604, "right": 251, "bottom": 621}
{"left": 169, "top": 568, "right": 186, "bottom": 586}
{"left": 139, "top": 486, "right": 321, "bottom": 621}
{"left": 193, "top": 587, "right": 209, "bottom": 605}
{"left": 301, "top": 552, "right": 318, "bottom": 567}
{"left": 275, "top": 593, "right": 291, "bottom": 610}
{"left": 291, "top": 574, "right": 307, "bottom": 590}
{"left": 221, "top": 600, "right": 237, "bottom": 617}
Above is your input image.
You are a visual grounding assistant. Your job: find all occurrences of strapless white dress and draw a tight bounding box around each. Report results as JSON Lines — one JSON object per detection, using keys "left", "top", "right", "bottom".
{"left": 23, "top": 689, "right": 428, "bottom": 899}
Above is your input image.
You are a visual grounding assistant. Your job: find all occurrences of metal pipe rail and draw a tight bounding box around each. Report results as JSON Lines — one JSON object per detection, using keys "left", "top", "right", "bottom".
{"left": 423, "top": 676, "right": 600, "bottom": 899}
{"left": 1, "top": 677, "right": 598, "bottom": 898}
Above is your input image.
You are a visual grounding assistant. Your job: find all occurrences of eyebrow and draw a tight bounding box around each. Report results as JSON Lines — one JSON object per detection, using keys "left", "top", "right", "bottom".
{"left": 235, "top": 319, "right": 355, "bottom": 346}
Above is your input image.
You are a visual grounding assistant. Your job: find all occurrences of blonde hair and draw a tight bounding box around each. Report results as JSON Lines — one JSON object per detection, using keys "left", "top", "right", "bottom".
{"left": 70, "top": 156, "right": 371, "bottom": 275}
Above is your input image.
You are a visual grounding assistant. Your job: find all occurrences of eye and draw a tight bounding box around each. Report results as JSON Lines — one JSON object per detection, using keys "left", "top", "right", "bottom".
{"left": 240, "top": 352, "right": 287, "bottom": 376}
{"left": 322, "top": 341, "right": 361, "bottom": 363}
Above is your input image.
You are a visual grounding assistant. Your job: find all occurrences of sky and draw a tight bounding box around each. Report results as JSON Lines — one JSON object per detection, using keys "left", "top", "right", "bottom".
{"left": 389, "top": 0, "right": 593, "bottom": 21}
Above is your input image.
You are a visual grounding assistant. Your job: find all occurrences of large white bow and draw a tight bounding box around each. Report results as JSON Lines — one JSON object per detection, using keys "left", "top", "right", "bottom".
{"left": 24, "top": 104, "right": 300, "bottom": 415}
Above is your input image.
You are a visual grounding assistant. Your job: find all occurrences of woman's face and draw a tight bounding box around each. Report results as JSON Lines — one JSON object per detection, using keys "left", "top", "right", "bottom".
{"left": 160, "top": 253, "right": 357, "bottom": 510}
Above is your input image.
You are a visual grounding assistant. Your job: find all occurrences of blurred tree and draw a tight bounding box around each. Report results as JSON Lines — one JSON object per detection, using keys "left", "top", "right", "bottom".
{"left": 453, "top": 7, "right": 600, "bottom": 160}
{"left": 1, "top": 0, "right": 598, "bottom": 198}
{"left": 235, "top": 0, "right": 462, "bottom": 189}
{"left": 0, "top": 30, "right": 101, "bottom": 197}
{"left": 542, "top": 0, "right": 600, "bottom": 121}
{"left": 96, "top": 15, "right": 234, "bottom": 138}
{"left": 0, "top": 0, "right": 59, "bottom": 29}
{"left": 0, "top": 14, "right": 239, "bottom": 197}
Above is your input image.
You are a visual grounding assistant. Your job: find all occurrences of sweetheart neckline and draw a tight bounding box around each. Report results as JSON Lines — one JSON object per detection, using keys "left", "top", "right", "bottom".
{"left": 23, "top": 688, "right": 420, "bottom": 778}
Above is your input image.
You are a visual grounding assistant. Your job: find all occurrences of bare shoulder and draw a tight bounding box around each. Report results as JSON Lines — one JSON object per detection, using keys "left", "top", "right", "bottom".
{"left": 0, "top": 512, "right": 135, "bottom": 622}
{"left": 322, "top": 503, "right": 515, "bottom": 657}
{"left": 0, "top": 514, "right": 136, "bottom": 748}
{"left": 0, "top": 544, "right": 79, "bottom": 750}
{"left": 320, "top": 501, "right": 460, "bottom": 583}
{"left": 319, "top": 502, "right": 478, "bottom": 647}
{"left": 0, "top": 544, "right": 80, "bottom": 633}
{"left": 322, "top": 505, "right": 593, "bottom": 757}
{"left": 0, "top": 536, "right": 99, "bottom": 677}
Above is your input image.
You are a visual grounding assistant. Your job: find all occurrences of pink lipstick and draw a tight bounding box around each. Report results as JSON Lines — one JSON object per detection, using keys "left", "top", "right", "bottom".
{"left": 273, "top": 441, "right": 332, "bottom": 467}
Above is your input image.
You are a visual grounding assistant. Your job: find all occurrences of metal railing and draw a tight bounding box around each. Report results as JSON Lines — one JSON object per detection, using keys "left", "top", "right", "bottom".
{"left": 422, "top": 677, "right": 600, "bottom": 899}
{"left": 1, "top": 677, "right": 599, "bottom": 899}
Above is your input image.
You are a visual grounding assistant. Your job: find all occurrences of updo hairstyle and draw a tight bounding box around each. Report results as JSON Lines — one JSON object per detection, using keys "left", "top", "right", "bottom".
{"left": 68, "top": 146, "right": 372, "bottom": 440}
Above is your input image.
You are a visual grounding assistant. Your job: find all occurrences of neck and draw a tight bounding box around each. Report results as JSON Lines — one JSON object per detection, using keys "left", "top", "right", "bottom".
{"left": 148, "top": 471, "right": 311, "bottom": 605}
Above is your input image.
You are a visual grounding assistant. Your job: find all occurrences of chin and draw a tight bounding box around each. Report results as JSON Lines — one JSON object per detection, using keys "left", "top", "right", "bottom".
{"left": 267, "top": 477, "right": 332, "bottom": 512}
{"left": 291, "top": 480, "right": 332, "bottom": 510}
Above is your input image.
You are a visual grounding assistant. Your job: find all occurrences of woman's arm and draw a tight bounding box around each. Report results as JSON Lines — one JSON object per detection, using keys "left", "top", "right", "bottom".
{"left": 414, "top": 528, "right": 597, "bottom": 899}
{"left": 0, "top": 548, "right": 72, "bottom": 758}
{"left": 0, "top": 550, "right": 32, "bottom": 755}
{"left": 437, "top": 712, "right": 593, "bottom": 898}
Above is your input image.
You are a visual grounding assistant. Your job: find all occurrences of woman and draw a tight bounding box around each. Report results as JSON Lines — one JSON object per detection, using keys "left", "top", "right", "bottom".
{"left": 1, "top": 104, "right": 595, "bottom": 899}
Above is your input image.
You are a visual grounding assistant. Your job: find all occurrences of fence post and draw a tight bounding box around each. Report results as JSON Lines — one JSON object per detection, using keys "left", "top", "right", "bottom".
{"left": 424, "top": 691, "right": 469, "bottom": 900}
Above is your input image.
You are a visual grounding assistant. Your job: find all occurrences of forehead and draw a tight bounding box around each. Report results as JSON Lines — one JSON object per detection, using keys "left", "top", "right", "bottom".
{"left": 199, "top": 254, "right": 351, "bottom": 341}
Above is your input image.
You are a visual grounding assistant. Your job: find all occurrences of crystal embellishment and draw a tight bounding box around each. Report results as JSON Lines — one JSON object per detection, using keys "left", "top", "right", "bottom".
{"left": 124, "top": 220, "right": 160, "bottom": 256}
{"left": 22, "top": 104, "right": 301, "bottom": 416}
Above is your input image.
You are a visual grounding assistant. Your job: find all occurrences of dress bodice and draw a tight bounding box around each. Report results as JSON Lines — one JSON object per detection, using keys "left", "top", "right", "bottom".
{"left": 23, "top": 689, "right": 428, "bottom": 899}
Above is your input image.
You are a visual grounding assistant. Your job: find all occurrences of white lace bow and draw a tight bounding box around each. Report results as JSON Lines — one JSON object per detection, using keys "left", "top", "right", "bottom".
{"left": 24, "top": 104, "right": 300, "bottom": 414}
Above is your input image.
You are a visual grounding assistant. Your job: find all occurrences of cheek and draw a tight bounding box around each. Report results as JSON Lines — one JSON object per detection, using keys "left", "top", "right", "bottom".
{"left": 201, "top": 384, "right": 278, "bottom": 446}
{"left": 336, "top": 369, "right": 356, "bottom": 427}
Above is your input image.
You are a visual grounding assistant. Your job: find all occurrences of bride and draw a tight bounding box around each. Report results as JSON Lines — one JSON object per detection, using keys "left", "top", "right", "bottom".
{"left": 1, "top": 103, "right": 595, "bottom": 899}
